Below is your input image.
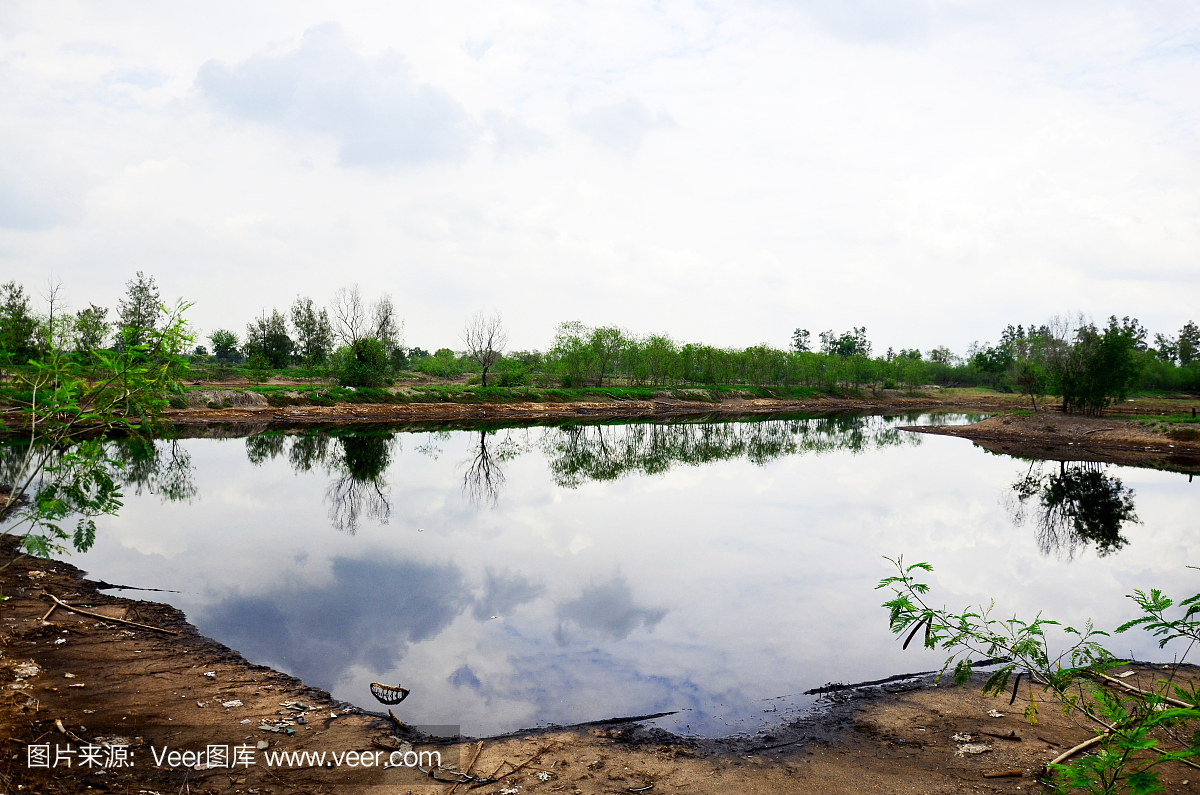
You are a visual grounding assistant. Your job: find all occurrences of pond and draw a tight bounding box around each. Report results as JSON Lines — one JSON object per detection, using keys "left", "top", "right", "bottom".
{"left": 18, "top": 412, "right": 1200, "bottom": 738}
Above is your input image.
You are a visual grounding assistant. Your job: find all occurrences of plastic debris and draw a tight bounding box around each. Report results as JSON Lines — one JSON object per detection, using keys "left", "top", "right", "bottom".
{"left": 240, "top": 719, "right": 250, "bottom": 725}
{"left": 538, "top": 772, "right": 553, "bottom": 781}
{"left": 987, "top": 709, "right": 1005, "bottom": 718}
{"left": 256, "top": 740, "right": 269, "bottom": 750}
{"left": 222, "top": 700, "right": 243, "bottom": 708}
{"left": 203, "top": 671, "right": 216, "bottom": 678}
{"left": 54, "top": 638, "right": 67, "bottom": 645}
{"left": 952, "top": 733, "right": 972, "bottom": 742}
{"left": 370, "top": 682, "right": 410, "bottom": 705}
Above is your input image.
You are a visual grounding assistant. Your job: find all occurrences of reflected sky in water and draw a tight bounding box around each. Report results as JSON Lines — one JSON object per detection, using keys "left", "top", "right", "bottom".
{"left": 44, "top": 414, "right": 1200, "bottom": 737}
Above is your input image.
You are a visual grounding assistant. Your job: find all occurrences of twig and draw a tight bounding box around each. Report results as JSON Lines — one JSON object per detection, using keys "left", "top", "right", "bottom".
{"left": 1092, "top": 672, "right": 1191, "bottom": 709}
{"left": 1046, "top": 733, "right": 1108, "bottom": 769}
{"left": 54, "top": 718, "right": 84, "bottom": 744}
{"left": 387, "top": 709, "right": 405, "bottom": 731}
{"left": 469, "top": 759, "right": 513, "bottom": 790}
{"left": 983, "top": 770, "right": 1023, "bottom": 778}
{"left": 503, "top": 745, "right": 552, "bottom": 777}
{"left": 39, "top": 604, "right": 57, "bottom": 621}
{"left": 449, "top": 741, "right": 484, "bottom": 795}
{"left": 43, "top": 594, "right": 178, "bottom": 635}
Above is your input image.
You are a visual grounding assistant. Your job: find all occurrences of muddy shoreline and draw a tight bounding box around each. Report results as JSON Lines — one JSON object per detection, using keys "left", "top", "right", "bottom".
{"left": 154, "top": 392, "right": 1200, "bottom": 473}
{"left": 904, "top": 411, "right": 1200, "bottom": 473}
{"left": 160, "top": 393, "right": 1010, "bottom": 429}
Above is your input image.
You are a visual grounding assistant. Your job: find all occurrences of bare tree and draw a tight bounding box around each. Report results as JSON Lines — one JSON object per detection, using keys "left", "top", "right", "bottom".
{"left": 331, "top": 286, "right": 404, "bottom": 357}
{"left": 330, "top": 285, "right": 366, "bottom": 346}
{"left": 462, "top": 310, "right": 508, "bottom": 386}
{"left": 40, "top": 277, "right": 69, "bottom": 350}
{"left": 462, "top": 431, "right": 505, "bottom": 505}
{"left": 370, "top": 294, "right": 404, "bottom": 355}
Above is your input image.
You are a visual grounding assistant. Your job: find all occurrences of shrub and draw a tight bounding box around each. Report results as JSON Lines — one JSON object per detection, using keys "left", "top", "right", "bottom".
{"left": 335, "top": 338, "right": 389, "bottom": 388}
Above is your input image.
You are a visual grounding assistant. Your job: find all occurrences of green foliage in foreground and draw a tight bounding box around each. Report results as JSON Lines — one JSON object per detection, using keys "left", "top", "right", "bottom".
{"left": 879, "top": 557, "right": 1200, "bottom": 794}
{"left": 0, "top": 300, "right": 193, "bottom": 562}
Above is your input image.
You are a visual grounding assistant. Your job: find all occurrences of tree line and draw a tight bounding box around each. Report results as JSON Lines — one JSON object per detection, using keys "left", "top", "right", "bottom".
{"left": 1, "top": 273, "right": 1198, "bottom": 415}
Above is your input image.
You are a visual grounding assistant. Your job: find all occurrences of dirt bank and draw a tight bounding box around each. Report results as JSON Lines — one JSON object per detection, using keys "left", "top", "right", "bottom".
{"left": 160, "top": 390, "right": 1031, "bottom": 430}
{"left": 905, "top": 411, "right": 1200, "bottom": 473}
{"left": 3, "top": 544, "right": 1199, "bottom": 794}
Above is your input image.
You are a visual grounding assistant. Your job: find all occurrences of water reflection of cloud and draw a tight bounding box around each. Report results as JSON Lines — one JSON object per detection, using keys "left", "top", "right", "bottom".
{"left": 472, "top": 569, "right": 544, "bottom": 621}
{"left": 201, "top": 555, "right": 470, "bottom": 690}
{"left": 555, "top": 578, "right": 667, "bottom": 646}
{"left": 448, "top": 664, "right": 483, "bottom": 690}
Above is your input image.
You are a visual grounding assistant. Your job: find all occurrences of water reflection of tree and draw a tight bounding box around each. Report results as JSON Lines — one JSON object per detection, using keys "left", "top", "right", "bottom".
{"left": 538, "top": 416, "right": 918, "bottom": 488}
{"left": 326, "top": 435, "right": 394, "bottom": 533}
{"left": 245, "top": 432, "right": 396, "bottom": 534}
{"left": 1007, "top": 461, "right": 1139, "bottom": 558}
{"left": 461, "top": 430, "right": 528, "bottom": 506}
{"left": 110, "top": 438, "right": 198, "bottom": 502}
{"left": 0, "top": 437, "right": 197, "bottom": 518}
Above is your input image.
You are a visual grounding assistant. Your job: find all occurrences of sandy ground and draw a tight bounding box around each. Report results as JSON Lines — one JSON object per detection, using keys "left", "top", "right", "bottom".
{"left": 2, "top": 545, "right": 1200, "bottom": 794}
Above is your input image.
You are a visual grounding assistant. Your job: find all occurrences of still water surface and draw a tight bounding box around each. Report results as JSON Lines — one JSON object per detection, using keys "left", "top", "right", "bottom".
{"left": 42, "top": 413, "right": 1200, "bottom": 737}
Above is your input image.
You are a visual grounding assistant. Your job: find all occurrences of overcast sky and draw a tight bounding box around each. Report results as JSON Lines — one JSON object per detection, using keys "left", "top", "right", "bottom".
{"left": 2, "top": 1, "right": 1198, "bottom": 355}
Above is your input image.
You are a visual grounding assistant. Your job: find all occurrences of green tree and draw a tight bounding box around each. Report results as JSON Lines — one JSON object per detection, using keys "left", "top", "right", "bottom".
{"left": 1179, "top": 320, "right": 1199, "bottom": 366}
{"left": 791, "top": 328, "right": 811, "bottom": 353}
{"left": 115, "top": 271, "right": 161, "bottom": 348}
{"left": 819, "top": 327, "right": 871, "bottom": 357}
{"left": 550, "top": 321, "right": 593, "bottom": 387}
{"left": 245, "top": 352, "right": 271, "bottom": 384}
{"left": 1014, "top": 357, "right": 1047, "bottom": 410}
{"left": 0, "top": 281, "right": 40, "bottom": 370}
{"left": 642, "top": 334, "right": 678, "bottom": 386}
{"left": 589, "top": 326, "right": 626, "bottom": 387}
{"left": 1073, "top": 317, "right": 1144, "bottom": 415}
{"left": 209, "top": 329, "right": 240, "bottom": 362}
{"left": 244, "top": 308, "right": 293, "bottom": 369}
{"left": 970, "top": 345, "right": 1014, "bottom": 389}
{"left": 335, "top": 337, "right": 389, "bottom": 387}
{"left": 290, "top": 296, "right": 333, "bottom": 368}
{"left": 73, "top": 304, "right": 110, "bottom": 360}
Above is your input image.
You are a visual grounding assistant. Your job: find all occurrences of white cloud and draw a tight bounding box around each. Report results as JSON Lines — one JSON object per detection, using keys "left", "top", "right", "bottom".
{"left": 195, "top": 22, "right": 476, "bottom": 167}
{"left": 484, "top": 109, "right": 549, "bottom": 156}
{"left": 0, "top": 153, "right": 86, "bottom": 231}
{"left": 573, "top": 98, "right": 675, "bottom": 155}
{"left": 0, "top": 1, "right": 1198, "bottom": 354}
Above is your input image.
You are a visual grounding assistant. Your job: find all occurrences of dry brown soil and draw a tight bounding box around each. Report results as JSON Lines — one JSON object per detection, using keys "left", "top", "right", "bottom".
{"left": 161, "top": 390, "right": 1023, "bottom": 428}
{"left": 2, "top": 546, "right": 1200, "bottom": 794}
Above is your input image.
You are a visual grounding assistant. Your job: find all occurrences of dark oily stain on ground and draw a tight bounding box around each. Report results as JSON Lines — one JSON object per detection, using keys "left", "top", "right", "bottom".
{"left": 906, "top": 411, "right": 1200, "bottom": 474}
{"left": 2, "top": 543, "right": 1200, "bottom": 794}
